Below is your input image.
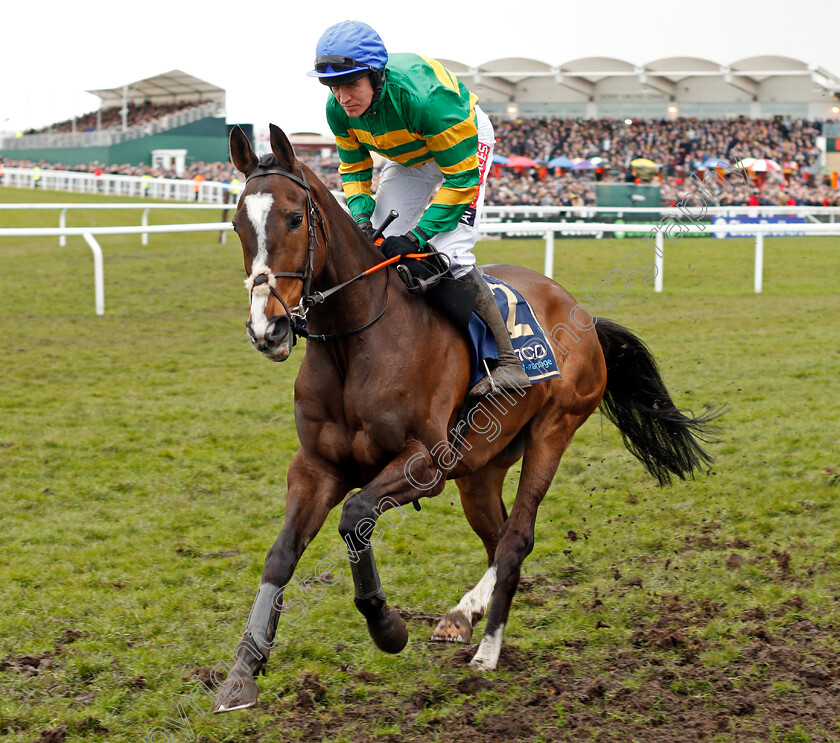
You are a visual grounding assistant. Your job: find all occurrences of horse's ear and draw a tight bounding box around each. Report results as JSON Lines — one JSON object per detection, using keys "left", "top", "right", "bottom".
{"left": 269, "top": 124, "right": 297, "bottom": 170}
{"left": 229, "top": 125, "right": 257, "bottom": 175}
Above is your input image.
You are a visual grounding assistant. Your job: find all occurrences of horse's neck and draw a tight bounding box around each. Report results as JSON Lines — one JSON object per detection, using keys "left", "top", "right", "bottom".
{"left": 307, "top": 185, "right": 402, "bottom": 335}
{"left": 315, "top": 202, "right": 383, "bottom": 288}
{"left": 302, "top": 185, "right": 454, "bottom": 383}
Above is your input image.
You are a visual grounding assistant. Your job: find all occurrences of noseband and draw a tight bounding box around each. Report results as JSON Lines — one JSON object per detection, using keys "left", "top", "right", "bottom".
{"left": 243, "top": 165, "right": 390, "bottom": 344}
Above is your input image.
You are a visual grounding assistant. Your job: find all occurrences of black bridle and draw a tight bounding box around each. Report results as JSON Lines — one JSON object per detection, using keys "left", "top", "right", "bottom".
{"left": 243, "top": 166, "right": 390, "bottom": 344}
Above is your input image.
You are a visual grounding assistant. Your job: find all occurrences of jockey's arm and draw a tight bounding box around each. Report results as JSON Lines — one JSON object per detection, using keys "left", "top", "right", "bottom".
{"left": 330, "top": 125, "right": 376, "bottom": 227}
{"left": 409, "top": 83, "right": 481, "bottom": 246}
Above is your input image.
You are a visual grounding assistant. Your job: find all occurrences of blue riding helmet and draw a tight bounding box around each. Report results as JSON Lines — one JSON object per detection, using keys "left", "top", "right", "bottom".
{"left": 307, "top": 20, "right": 388, "bottom": 81}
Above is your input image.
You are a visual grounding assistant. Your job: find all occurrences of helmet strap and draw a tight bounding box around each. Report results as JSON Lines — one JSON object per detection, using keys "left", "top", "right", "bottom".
{"left": 364, "top": 69, "right": 386, "bottom": 115}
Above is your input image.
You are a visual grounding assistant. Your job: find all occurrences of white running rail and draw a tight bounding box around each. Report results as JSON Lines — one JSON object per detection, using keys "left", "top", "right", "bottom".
{"left": 0, "top": 203, "right": 235, "bottom": 246}
{"left": 1, "top": 220, "right": 838, "bottom": 315}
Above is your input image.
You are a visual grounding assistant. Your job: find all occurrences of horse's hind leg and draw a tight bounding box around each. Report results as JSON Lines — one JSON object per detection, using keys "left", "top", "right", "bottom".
{"left": 458, "top": 463, "right": 511, "bottom": 566}
{"left": 470, "top": 418, "right": 580, "bottom": 671}
{"left": 431, "top": 463, "right": 510, "bottom": 644}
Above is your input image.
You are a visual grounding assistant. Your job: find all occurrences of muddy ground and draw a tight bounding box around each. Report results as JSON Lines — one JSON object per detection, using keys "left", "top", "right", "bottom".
{"left": 261, "top": 594, "right": 840, "bottom": 742}
{"left": 21, "top": 573, "right": 840, "bottom": 742}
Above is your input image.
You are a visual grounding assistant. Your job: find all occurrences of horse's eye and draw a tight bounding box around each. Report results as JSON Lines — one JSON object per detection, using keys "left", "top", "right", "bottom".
{"left": 288, "top": 213, "right": 304, "bottom": 229}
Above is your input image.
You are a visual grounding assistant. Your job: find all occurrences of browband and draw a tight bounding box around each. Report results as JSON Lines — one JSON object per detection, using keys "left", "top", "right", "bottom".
{"left": 245, "top": 168, "right": 310, "bottom": 191}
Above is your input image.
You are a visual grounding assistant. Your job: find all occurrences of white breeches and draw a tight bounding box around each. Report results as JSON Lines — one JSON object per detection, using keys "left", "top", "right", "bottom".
{"left": 371, "top": 105, "right": 495, "bottom": 279}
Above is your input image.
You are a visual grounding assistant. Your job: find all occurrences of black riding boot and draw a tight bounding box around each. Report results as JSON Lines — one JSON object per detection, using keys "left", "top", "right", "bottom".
{"left": 462, "top": 267, "right": 532, "bottom": 397}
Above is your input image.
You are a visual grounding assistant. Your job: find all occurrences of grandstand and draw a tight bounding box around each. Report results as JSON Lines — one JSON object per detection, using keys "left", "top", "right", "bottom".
{"left": 439, "top": 55, "right": 840, "bottom": 121}
{"left": 1, "top": 59, "right": 838, "bottom": 207}
{"left": 0, "top": 71, "right": 236, "bottom": 172}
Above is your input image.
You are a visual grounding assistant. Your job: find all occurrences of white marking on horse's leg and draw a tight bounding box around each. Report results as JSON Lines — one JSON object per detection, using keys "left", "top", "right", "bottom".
{"left": 470, "top": 622, "right": 505, "bottom": 671}
{"left": 244, "top": 193, "right": 274, "bottom": 337}
{"left": 455, "top": 564, "right": 496, "bottom": 622}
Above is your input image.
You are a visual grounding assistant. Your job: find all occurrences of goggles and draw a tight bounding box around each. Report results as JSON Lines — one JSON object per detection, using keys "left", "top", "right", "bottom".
{"left": 314, "top": 55, "right": 375, "bottom": 73}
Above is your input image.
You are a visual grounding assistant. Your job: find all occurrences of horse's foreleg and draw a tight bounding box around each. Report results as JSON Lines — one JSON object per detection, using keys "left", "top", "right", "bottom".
{"left": 338, "top": 441, "right": 446, "bottom": 654}
{"left": 213, "top": 450, "right": 346, "bottom": 713}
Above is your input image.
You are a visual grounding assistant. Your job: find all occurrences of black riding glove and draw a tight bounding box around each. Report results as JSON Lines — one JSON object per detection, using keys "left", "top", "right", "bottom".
{"left": 380, "top": 232, "right": 423, "bottom": 259}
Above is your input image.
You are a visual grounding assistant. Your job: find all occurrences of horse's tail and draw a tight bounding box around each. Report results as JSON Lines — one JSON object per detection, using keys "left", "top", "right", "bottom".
{"left": 594, "top": 318, "right": 723, "bottom": 486}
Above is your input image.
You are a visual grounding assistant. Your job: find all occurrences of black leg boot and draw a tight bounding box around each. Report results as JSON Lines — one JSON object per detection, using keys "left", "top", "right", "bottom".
{"left": 462, "top": 267, "right": 532, "bottom": 397}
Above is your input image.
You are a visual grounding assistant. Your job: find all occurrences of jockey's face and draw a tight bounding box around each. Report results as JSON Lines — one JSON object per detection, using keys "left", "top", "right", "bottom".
{"left": 330, "top": 75, "right": 374, "bottom": 118}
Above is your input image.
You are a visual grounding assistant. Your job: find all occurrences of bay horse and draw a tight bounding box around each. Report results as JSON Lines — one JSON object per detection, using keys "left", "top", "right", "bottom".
{"left": 213, "top": 124, "right": 719, "bottom": 712}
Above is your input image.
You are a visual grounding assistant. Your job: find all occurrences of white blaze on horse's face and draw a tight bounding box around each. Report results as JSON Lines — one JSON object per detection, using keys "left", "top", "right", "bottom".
{"left": 244, "top": 192, "right": 275, "bottom": 339}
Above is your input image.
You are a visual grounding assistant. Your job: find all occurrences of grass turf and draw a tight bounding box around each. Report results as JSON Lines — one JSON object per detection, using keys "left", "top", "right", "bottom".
{"left": 1, "top": 187, "right": 839, "bottom": 742}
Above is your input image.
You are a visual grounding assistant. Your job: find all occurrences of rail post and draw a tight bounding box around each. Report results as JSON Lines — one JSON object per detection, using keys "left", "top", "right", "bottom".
{"left": 82, "top": 232, "right": 105, "bottom": 316}
{"left": 654, "top": 231, "right": 664, "bottom": 293}
{"left": 543, "top": 229, "right": 554, "bottom": 278}
{"left": 220, "top": 208, "right": 230, "bottom": 245}
{"left": 754, "top": 233, "right": 764, "bottom": 294}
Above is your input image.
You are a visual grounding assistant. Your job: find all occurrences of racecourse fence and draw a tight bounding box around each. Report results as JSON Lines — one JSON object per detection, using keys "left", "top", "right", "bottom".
{"left": 0, "top": 167, "right": 237, "bottom": 203}
{"left": 0, "top": 203, "right": 236, "bottom": 246}
{"left": 2, "top": 212, "right": 838, "bottom": 315}
{"left": 3, "top": 167, "right": 840, "bottom": 221}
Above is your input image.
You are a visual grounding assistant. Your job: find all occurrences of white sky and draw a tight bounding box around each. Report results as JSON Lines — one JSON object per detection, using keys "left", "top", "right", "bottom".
{"left": 2, "top": 0, "right": 838, "bottom": 138}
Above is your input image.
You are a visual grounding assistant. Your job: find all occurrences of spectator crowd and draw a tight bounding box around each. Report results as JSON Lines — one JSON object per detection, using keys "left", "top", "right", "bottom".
{"left": 22, "top": 101, "right": 211, "bottom": 136}
{"left": 485, "top": 115, "right": 836, "bottom": 207}
{"left": 5, "top": 115, "right": 839, "bottom": 207}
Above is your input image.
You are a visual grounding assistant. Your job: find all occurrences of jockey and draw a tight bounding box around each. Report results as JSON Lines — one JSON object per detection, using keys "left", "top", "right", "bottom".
{"left": 308, "top": 20, "right": 530, "bottom": 397}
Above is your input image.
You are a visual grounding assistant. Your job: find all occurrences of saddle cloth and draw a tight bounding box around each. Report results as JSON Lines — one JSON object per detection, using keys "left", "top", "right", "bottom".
{"left": 467, "top": 274, "right": 562, "bottom": 389}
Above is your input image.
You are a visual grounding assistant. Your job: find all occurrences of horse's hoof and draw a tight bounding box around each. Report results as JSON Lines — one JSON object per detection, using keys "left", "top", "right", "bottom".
{"left": 469, "top": 655, "right": 499, "bottom": 671}
{"left": 431, "top": 610, "right": 473, "bottom": 644}
{"left": 366, "top": 605, "right": 409, "bottom": 654}
{"left": 212, "top": 667, "right": 260, "bottom": 713}
{"left": 468, "top": 626, "right": 504, "bottom": 671}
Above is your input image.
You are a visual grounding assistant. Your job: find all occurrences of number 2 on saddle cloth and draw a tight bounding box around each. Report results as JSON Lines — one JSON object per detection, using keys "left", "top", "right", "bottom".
{"left": 394, "top": 252, "right": 562, "bottom": 389}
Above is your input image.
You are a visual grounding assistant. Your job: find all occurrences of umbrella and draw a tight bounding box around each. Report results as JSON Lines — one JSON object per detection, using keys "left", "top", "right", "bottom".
{"left": 505, "top": 155, "right": 540, "bottom": 168}
{"left": 747, "top": 158, "right": 781, "bottom": 173}
{"left": 571, "top": 158, "right": 594, "bottom": 171}
{"left": 701, "top": 156, "right": 728, "bottom": 169}
{"left": 547, "top": 155, "right": 574, "bottom": 168}
{"left": 492, "top": 154, "right": 509, "bottom": 165}
{"left": 630, "top": 158, "right": 659, "bottom": 170}
{"left": 734, "top": 157, "right": 756, "bottom": 170}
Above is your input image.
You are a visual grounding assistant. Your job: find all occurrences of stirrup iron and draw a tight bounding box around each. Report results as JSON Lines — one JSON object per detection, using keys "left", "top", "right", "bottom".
{"left": 482, "top": 359, "right": 499, "bottom": 395}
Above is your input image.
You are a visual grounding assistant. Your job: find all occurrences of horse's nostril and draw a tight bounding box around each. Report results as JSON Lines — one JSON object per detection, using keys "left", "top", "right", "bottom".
{"left": 265, "top": 315, "right": 290, "bottom": 344}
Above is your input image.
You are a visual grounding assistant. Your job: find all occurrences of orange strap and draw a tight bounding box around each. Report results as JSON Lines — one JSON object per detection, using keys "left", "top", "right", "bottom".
{"left": 362, "top": 251, "right": 426, "bottom": 276}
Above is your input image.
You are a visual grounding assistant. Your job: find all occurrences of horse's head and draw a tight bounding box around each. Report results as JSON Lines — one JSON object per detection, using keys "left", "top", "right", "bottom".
{"left": 229, "top": 124, "right": 325, "bottom": 362}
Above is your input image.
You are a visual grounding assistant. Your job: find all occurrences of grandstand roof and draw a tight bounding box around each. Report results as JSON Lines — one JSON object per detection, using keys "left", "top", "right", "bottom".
{"left": 87, "top": 70, "right": 225, "bottom": 108}
{"left": 439, "top": 55, "right": 840, "bottom": 109}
